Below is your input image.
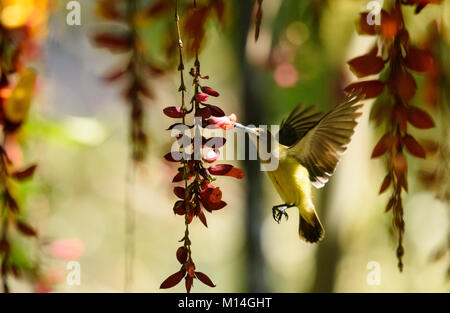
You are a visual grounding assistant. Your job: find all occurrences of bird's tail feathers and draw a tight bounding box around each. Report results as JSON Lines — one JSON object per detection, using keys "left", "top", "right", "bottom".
{"left": 298, "top": 210, "right": 324, "bottom": 243}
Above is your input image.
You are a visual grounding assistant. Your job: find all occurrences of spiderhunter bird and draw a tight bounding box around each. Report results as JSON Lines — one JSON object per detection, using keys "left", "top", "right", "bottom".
{"left": 235, "top": 92, "right": 363, "bottom": 243}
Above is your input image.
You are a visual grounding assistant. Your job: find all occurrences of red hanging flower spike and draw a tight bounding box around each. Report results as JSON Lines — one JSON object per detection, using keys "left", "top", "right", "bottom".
{"left": 161, "top": 0, "right": 241, "bottom": 293}
{"left": 348, "top": 0, "right": 438, "bottom": 272}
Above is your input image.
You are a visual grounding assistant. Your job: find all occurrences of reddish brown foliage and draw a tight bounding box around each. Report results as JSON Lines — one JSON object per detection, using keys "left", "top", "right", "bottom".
{"left": 349, "top": 0, "right": 439, "bottom": 271}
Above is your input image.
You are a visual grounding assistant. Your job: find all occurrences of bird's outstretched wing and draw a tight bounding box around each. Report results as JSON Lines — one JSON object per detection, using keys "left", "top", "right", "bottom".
{"left": 278, "top": 104, "right": 324, "bottom": 147}
{"left": 286, "top": 92, "right": 363, "bottom": 188}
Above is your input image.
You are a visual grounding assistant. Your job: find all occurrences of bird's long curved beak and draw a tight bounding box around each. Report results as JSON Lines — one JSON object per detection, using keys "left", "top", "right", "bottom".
{"left": 234, "top": 123, "right": 259, "bottom": 136}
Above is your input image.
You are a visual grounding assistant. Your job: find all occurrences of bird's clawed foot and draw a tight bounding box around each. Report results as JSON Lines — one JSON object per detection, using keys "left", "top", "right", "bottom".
{"left": 272, "top": 204, "right": 294, "bottom": 224}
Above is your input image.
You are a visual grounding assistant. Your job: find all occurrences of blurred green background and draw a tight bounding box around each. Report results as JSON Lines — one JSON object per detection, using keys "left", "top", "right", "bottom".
{"left": 10, "top": 0, "right": 450, "bottom": 292}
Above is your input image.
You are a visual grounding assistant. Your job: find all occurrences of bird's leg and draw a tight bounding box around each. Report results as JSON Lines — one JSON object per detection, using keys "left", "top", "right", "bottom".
{"left": 272, "top": 204, "right": 295, "bottom": 224}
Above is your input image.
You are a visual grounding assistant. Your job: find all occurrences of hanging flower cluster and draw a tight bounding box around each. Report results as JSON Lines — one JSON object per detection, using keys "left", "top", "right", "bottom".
{"left": 0, "top": 0, "right": 49, "bottom": 292}
{"left": 160, "top": 0, "right": 243, "bottom": 293}
{"left": 93, "top": 0, "right": 175, "bottom": 162}
{"left": 93, "top": 0, "right": 180, "bottom": 291}
{"left": 346, "top": 0, "right": 441, "bottom": 271}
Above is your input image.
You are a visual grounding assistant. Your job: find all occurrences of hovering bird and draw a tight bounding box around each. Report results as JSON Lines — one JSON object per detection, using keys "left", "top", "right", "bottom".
{"left": 235, "top": 92, "right": 363, "bottom": 243}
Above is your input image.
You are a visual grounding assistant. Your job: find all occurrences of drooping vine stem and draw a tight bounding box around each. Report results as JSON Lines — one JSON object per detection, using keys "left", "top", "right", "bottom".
{"left": 160, "top": 0, "right": 243, "bottom": 293}
{"left": 175, "top": 0, "right": 193, "bottom": 274}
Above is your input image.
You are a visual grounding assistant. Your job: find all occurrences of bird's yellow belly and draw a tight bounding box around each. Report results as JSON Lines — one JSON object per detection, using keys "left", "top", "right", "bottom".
{"left": 266, "top": 157, "right": 312, "bottom": 207}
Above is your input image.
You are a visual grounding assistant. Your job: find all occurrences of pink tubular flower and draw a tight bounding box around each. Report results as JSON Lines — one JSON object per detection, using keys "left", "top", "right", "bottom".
{"left": 207, "top": 113, "right": 237, "bottom": 130}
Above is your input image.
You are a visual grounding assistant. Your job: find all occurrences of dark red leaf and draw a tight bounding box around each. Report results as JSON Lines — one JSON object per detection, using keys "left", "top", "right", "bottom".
{"left": 407, "top": 106, "right": 434, "bottom": 129}
{"left": 0, "top": 239, "right": 10, "bottom": 254}
{"left": 172, "top": 172, "right": 184, "bottom": 183}
{"left": 147, "top": 64, "right": 165, "bottom": 76}
{"left": 399, "top": 174, "right": 408, "bottom": 192}
{"left": 173, "top": 200, "right": 186, "bottom": 215}
{"left": 164, "top": 152, "right": 183, "bottom": 162}
{"left": 394, "top": 70, "right": 416, "bottom": 101}
{"left": 403, "top": 134, "right": 426, "bottom": 158}
{"left": 195, "top": 271, "right": 216, "bottom": 288}
{"left": 212, "top": 0, "right": 226, "bottom": 23}
{"left": 146, "top": 0, "right": 171, "bottom": 16}
{"left": 176, "top": 247, "right": 188, "bottom": 264}
{"left": 97, "top": 0, "right": 122, "bottom": 20}
{"left": 173, "top": 187, "right": 186, "bottom": 199}
{"left": 12, "top": 165, "right": 37, "bottom": 180}
{"left": 348, "top": 54, "right": 385, "bottom": 78}
{"left": 204, "top": 104, "right": 225, "bottom": 117}
{"left": 16, "top": 221, "right": 37, "bottom": 237}
{"left": 371, "top": 134, "right": 394, "bottom": 158}
{"left": 201, "top": 86, "right": 220, "bottom": 97}
{"left": 254, "top": 0, "right": 263, "bottom": 41}
{"left": 195, "top": 107, "right": 211, "bottom": 119}
{"left": 198, "top": 210, "right": 208, "bottom": 227}
{"left": 205, "top": 137, "right": 226, "bottom": 149}
{"left": 183, "top": 5, "right": 210, "bottom": 56}
{"left": 92, "top": 32, "right": 131, "bottom": 53}
{"left": 185, "top": 276, "right": 193, "bottom": 293}
{"left": 208, "top": 164, "right": 233, "bottom": 175}
{"left": 202, "top": 198, "right": 227, "bottom": 212}
{"left": 207, "top": 164, "right": 244, "bottom": 179}
{"left": 103, "top": 68, "right": 129, "bottom": 83}
{"left": 6, "top": 193, "right": 19, "bottom": 213}
{"left": 224, "top": 168, "right": 244, "bottom": 179}
{"left": 164, "top": 106, "right": 184, "bottom": 118}
{"left": 404, "top": 47, "right": 436, "bottom": 73}
{"left": 379, "top": 174, "right": 392, "bottom": 194}
{"left": 160, "top": 270, "right": 186, "bottom": 289}
{"left": 385, "top": 197, "right": 395, "bottom": 212}
{"left": 345, "top": 80, "right": 384, "bottom": 99}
